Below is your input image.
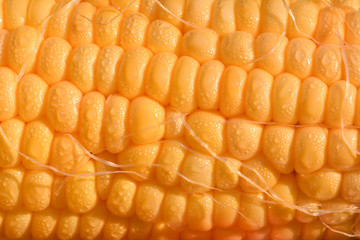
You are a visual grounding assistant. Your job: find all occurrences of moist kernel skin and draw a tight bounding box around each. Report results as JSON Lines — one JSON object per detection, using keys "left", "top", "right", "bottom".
{"left": 69, "top": 2, "right": 96, "bottom": 47}
{"left": 4, "top": 0, "right": 360, "bottom": 239}
{"left": 36, "top": 37, "right": 72, "bottom": 86}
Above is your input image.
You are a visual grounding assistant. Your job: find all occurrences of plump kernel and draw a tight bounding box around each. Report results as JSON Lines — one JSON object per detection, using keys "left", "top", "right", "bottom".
{"left": 185, "top": 110, "right": 226, "bottom": 155}
{"left": 182, "top": 28, "right": 219, "bottom": 63}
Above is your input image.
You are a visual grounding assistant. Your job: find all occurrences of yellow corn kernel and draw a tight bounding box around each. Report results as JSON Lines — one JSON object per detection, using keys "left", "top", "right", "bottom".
{"left": 328, "top": 128, "right": 358, "bottom": 170}
{"left": 320, "top": 197, "right": 354, "bottom": 225}
{"left": 219, "top": 66, "right": 247, "bottom": 117}
{"left": 50, "top": 176, "right": 66, "bottom": 210}
{"left": 79, "top": 91, "right": 105, "bottom": 153}
{"left": 0, "top": 29, "right": 9, "bottom": 66}
{"left": 255, "top": 32, "right": 288, "bottom": 76}
{"left": 263, "top": 125, "right": 295, "bottom": 174}
{"left": 46, "top": 1, "right": 75, "bottom": 39}
{"left": 104, "top": 94, "right": 130, "bottom": 154}
{"left": 107, "top": 175, "right": 137, "bottom": 218}
{"left": 4, "top": 0, "right": 29, "bottom": 31}
{"left": 150, "top": 222, "right": 179, "bottom": 240}
{"left": 238, "top": 193, "right": 267, "bottom": 231}
{"left": 49, "top": 133, "right": 87, "bottom": 174}
{"left": 334, "top": 0, "right": 359, "bottom": 12}
{"left": 164, "top": 107, "right": 185, "bottom": 139}
{"left": 214, "top": 227, "right": 245, "bottom": 240}
{"left": 129, "top": 96, "right": 165, "bottom": 144}
{"left": 181, "top": 228, "right": 212, "bottom": 240}
{"left": 245, "top": 68, "right": 273, "bottom": 121}
{"left": 46, "top": 81, "right": 82, "bottom": 133}
{"left": 170, "top": 56, "right": 199, "bottom": 113}
{"left": 69, "top": 2, "right": 96, "bottom": 47}
{"left": 185, "top": 110, "right": 226, "bottom": 155}
{"left": 239, "top": 155, "right": 280, "bottom": 193}
{"left": 69, "top": 43, "right": 100, "bottom": 93}
{"left": 324, "top": 220, "right": 354, "bottom": 240}
{"left": 120, "top": 12, "right": 149, "bottom": 51}
{"left": 18, "top": 74, "right": 48, "bottom": 122}
{"left": 37, "top": 37, "right": 72, "bottom": 86}
{"left": 127, "top": 216, "right": 152, "bottom": 240}
{"left": 156, "top": 140, "right": 186, "bottom": 186}
{"left": 235, "top": 0, "right": 261, "bottom": 35}
{"left": 4, "top": 207, "right": 32, "bottom": 239}
{"left": 246, "top": 227, "right": 270, "bottom": 240}
{"left": 186, "top": 193, "right": 213, "bottom": 231}
{"left": 180, "top": 152, "right": 215, "bottom": 193}
{"left": 65, "top": 160, "right": 98, "bottom": 214}
{"left": 31, "top": 208, "right": 58, "bottom": 240}
{"left": 117, "top": 143, "right": 160, "bottom": 181}
{"left": 96, "top": 46, "right": 124, "bottom": 97}
{"left": 297, "top": 169, "right": 342, "bottom": 201}
{"left": 314, "top": 45, "right": 342, "bottom": 85}
{"left": 117, "top": 47, "right": 153, "bottom": 99}
{"left": 272, "top": 73, "right": 300, "bottom": 124}
{"left": 157, "top": 0, "right": 185, "bottom": 30}
{"left": 301, "top": 219, "right": 326, "bottom": 240}
{"left": 7, "top": 25, "right": 40, "bottom": 74}
{"left": 196, "top": 60, "right": 224, "bottom": 111}
{"left": 23, "top": 170, "right": 54, "bottom": 212}
{"left": 299, "top": 77, "right": 328, "bottom": 124}
{"left": 145, "top": 52, "right": 177, "bottom": 105}
{"left": 220, "top": 31, "right": 254, "bottom": 71}
{"left": 288, "top": 0, "right": 319, "bottom": 38}
{"left": 0, "top": 167, "right": 24, "bottom": 211}
{"left": 111, "top": 0, "right": 140, "bottom": 14}
{"left": 94, "top": 6, "right": 122, "bottom": 48}
{"left": 213, "top": 191, "right": 240, "bottom": 228}
{"left": 184, "top": 0, "right": 214, "bottom": 30}
{"left": 227, "top": 119, "right": 263, "bottom": 161}
{"left": 21, "top": 120, "right": 54, "bottom": 169}
{"left": 270, "top": 221, "right": 301, "bottom": 240}
{"left": 315, "top": 7, "right": 345, "bottom": 45}
{"left": 211, "top": 0, "right": 236, "bottom": 37}
{"left": 57, "top": 209, "right": 80, "bottom": 240}
{"left": 94, "top": 151, "right": 116, "bottom": 200}
{"left": 215, "top": 156, "right": 241, "bottom": 189}
{"left": 27, "top": 0, "right": 56, "bottom": 30}
{"left": 79, "top": 202, "right": 107, "bottom": 240}
{"left": 295, "top": 192, "right": 319, "bottom": 223}
{"left": 267, "top": 174, "right": 298, "bottom": 226}
{"left": 161, "top": 189, "right": 187, "bottom": 231}
{"left": 147, "top": 20, "right": 182, "bottom": 54}
{"left": 140, "top": 0, "right": 158, "bottom": 21}
{"left": 344, "top": 46, "right": 360, "bottom": 87}
{"left": 103, "top": 214, "right": 128, "bottom": 240}
{"left": 182, "top": 28, "right": 219, "bottom": 63}
{"left": 135, "top": 181, "right": 164, "bottom": 222}
{"left": 346, "top": 11, "right": 360, "bottom": 44}
{"left": 341, "top": 169, "right": 360, "bottom": 203}
{"left": 286, "top": 38, "right": 316, "bottom": 79}
{"left": 262, "top": 0, "right": 289, "bottom": 33}
{"left": 326, "top": 80, "right": 356, "bottom": 127}
{"left": 294, "top": 127, "right": 327, "bottom": 174}
{"left": 0, "top": 118, "right": 24, "bottom": 168}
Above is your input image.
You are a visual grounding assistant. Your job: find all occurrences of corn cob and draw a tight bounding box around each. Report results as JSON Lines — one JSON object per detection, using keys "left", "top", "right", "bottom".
{"left": 1, "top": 0, "right": 360, "bottom": 239}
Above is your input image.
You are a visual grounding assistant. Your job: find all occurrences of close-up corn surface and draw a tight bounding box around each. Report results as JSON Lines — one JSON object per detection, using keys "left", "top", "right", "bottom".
{"left": 1, "top": 0, "right": 360, "bottom": 239}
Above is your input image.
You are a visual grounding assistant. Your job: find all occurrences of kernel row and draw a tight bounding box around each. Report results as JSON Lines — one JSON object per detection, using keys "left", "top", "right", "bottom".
{"left": 1, "top": 163, "right": 360, "bottom": 240}
{"left": 4, "top": 20, "right": 360, "bottom": 86}
{"left": 3, "top": 0, "right": 360, "bottom": 47}
{"left": 1, "top": 205, "right": 354, "bottom": 240}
